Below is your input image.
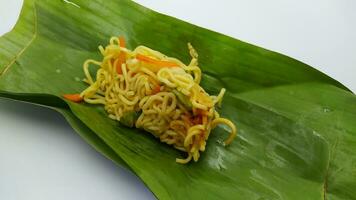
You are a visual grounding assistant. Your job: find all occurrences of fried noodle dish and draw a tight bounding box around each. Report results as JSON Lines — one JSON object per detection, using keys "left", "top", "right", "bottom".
{"left": 64, "top": 36, "right": 236, "bottom": 164}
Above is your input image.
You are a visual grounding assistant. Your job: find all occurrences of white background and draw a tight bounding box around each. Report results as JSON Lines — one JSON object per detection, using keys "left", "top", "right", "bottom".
{"left": 0, "top": 0, "right": 355, "bottom": 199}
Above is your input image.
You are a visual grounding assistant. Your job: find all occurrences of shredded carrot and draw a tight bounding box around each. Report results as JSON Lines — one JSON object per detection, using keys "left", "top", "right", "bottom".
{"left": 116, "top": 62, "right": 123, "bottom": 74}
{"left": 182, "top": 115, "right": 193, "bottom": 127}
{"left": 116, "top": 36, "right": 126, "bottom": 74}
{"left": 119, "top": 36, "right": 126, "bottom": 48}
{"left": 136, "top": 53, "right": 178, "bottom": 67}
{"left": 63, "top": 94, "right": 83, "bottom": 102}
{"left": 192, "top": 115, "right": 202, "bottom": 125}
{"left": 116, "top": 53, "right": 126, "bottom": 74}
{"left": 193, "top": 108, "right": 208, "bottom": 116}
{"left": 151, "top": 85, "right": 161, "bottom": 94}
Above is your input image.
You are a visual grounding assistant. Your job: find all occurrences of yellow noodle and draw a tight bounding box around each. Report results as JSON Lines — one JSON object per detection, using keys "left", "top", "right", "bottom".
{"left": 211, "top": 118, "right": 237, "bottom": 145}
{"left": 79, "top": 37, "right": 237, "bottom": 163}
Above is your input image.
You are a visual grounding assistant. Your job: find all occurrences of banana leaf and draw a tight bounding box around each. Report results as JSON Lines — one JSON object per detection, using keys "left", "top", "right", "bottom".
{"left": 1, "top": 0, "right": 355, "bottom": 199}
{"left": 0, "top": 0, "right": 129, "bottom": 169}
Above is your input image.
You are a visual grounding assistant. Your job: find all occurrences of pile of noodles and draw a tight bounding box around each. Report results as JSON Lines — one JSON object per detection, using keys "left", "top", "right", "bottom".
{"left": 78, "top": 37, "right": 236, "bottom": 164}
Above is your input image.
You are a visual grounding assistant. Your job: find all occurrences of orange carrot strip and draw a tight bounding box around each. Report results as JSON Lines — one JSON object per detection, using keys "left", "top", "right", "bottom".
{"left": 192, "top": 116, "right": 202, "bottom": 125}
{"left": 116, "top": 52, "right": 126, "bottom": 74}
{"left": 151, "top": 85, "right": 161, "bottom": 94}
{"left": 116, "top": 36, "right": 126, "bottom": 74}
{"left": 116, "top": 61, "right": 123, "bottom": 74}
{"left": 182, "top": 115, "right": 193, "bottom": 127}
{"left": 119, "top": 36, "right": 126, "bottom": 48}
{"left": 136, "top": 53, "right": 178, "bottom": 67}
{"left": 63, "top": 94, "right": 83, "bottom": 102}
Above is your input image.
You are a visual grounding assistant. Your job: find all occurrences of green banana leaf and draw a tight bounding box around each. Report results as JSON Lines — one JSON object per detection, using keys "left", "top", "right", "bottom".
{"left": 1, "top": 0, "right": 355, "bottom": 199}
{"left": 0, "top": 0, "right": 129, "bottom": 169}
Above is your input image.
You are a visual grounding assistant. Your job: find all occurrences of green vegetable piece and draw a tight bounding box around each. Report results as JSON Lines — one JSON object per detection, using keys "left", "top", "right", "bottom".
{"left": 120, "top": 111, "right": 140, "bottom": 128}
{"left": 172, "top": 89, "right": 193, "bottom": 110}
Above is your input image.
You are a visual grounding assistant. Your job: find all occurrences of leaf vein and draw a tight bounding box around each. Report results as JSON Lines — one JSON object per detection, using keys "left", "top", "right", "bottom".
{"left": 0, "top": 3, "right": 38, "bottom": 76}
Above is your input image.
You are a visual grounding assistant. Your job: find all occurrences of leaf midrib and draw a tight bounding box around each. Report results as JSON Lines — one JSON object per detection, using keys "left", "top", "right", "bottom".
{"left": 0, "top": 3, "right": 37, "bottom": 76}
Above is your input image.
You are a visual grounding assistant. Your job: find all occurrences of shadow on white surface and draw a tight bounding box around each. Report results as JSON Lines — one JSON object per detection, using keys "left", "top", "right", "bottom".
{"left": 0, "top": 98, "right": 156, "bottom": 200}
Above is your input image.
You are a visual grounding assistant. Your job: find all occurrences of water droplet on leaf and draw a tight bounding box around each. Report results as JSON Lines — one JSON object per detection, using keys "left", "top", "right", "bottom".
{"left": 323, "top": 108, "right": 331, "bottom": 113}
